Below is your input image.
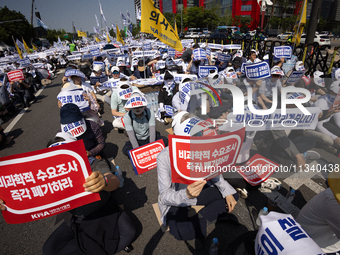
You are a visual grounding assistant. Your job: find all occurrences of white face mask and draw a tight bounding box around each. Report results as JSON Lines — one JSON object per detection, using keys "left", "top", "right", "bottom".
{"left": 132, "top": 107, "right": 145, "bottom": 115}
{"left": 164, "top": 79, "right": 174, "bottom": 86}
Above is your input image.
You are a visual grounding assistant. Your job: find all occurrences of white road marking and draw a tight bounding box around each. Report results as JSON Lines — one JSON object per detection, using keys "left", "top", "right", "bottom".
{"left": 4, "top": 86, "right": 45, "bottom": 135}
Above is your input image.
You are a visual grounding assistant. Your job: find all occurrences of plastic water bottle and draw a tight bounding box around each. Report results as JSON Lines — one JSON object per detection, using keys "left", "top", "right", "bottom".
{"left": 209, "top": 238, "right": 219, "bottom": 255}
{"left": 302, "top": 152, "right": 308, "bottom": 161}
{"left": 285, "top": 189, "right": 295, "bottom": 204}
{"left": 114, "top": 166, "right": 124, "bottom": 188}
{"left": 256, "top": 207, "right": 269, "bottom": 227}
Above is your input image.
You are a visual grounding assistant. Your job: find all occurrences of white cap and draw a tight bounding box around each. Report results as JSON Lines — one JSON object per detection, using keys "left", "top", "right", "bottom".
{"left": 295, "top": 61, "right": 305, "bottom": 71}
{"left": 124, "top": 91, "right": 148, "bottom": 108}
{"left": 93, "top": 65, "right": 102, "bottom": 72}
{"left": 271, "top": 67, "right": 284, "bottom": 76}
{"left": 162, "top": 53, "right": 168, "bottom": 60}
{"left": 111, "top": 66, "right": 119, "bottom": 72}
{"left": 330, "top": 81, "right": 340, "bottom": 94}
{"left": 48, "top": 132, "right": 77, "bottom": 147}
{"left": 313, "top": 70, "right": 325, "bottom": 87}
{"left": 335, "top": 68, "right": 340, "bottom": 80}
{"left": 172, "top": 111, "right": 212, "bottom": 136}
{"left": 117, "top": 81, "right": 133, "bottom": 100}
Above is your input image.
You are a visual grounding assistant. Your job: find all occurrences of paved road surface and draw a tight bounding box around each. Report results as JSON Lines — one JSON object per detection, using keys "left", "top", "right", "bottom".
{"left": 0, "top": 71, "right": 339, "bottom": 254}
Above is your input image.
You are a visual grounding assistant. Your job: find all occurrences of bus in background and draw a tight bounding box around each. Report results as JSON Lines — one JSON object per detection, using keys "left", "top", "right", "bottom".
{"left": 214, "top": 26, "right": 240, "bottom": 33}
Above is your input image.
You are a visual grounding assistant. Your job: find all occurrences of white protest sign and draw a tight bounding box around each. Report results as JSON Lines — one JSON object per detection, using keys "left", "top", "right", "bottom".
{"left": 256, "top": 212, "right": 324, "bottom": 255}
{"left": 193, "top": 48, "right": 207, "bottom": 61}
{"left": 67, "top": 55, "right": 82, "bottom": 61}
{"left": 223, "top": 44, "right": 242, "bottom": 50}
{"left": 133, "top": 50, "right": 158, "bottom": 57}
{"left": 286, "top": 71, "right": 305, "bottom": 84}
{"left": 57, "top": 89, "right": 90, "bottom": 112}
{"left": 223, "top": 107, "right": 321, "bottom": 131}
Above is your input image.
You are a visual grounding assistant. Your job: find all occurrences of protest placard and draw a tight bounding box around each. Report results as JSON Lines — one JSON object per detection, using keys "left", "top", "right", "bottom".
{"left": 18, "top": 58, "right": 31, "bottom": 67}
{"left": 169, "top": 128, "right": 245, "bottom": 184}
{"left": 286, "top": 71, "right": 305, "bottom": 84}
{"left": 198, "top": 66, "right": 218, "bottom": 78}
{"left": 0, "top": 140, "right": 100, "bottom": 224}
{"left": 223, "top": 107, "right": 321, "bottom": 132}
{"left": 273, "top": 45, "right": 292, "bottom": 59}
{"left": 193, "top": 48, "right": 207, "bottom": 61}
{"left": 244, "top": 62, "right": 271, "bottom": 80}
{"left": 236, "top": 154, "right": 278, "bottom": 186}
{"left": 90, "top": 76, "right": 108, "bottom": 85}
{"left": 129, "top": 140, "right": 165, "bottom": 175}
{"left": 7, "top": 69, "right": 24, "bottom": 82}
{"left": 57, "top": 89, "right": 90, "bottom": 112}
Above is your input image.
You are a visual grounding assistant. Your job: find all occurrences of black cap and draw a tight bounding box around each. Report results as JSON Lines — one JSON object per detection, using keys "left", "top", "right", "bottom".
{"left": 60, "top": 103, "right": 83, "bottom": 125}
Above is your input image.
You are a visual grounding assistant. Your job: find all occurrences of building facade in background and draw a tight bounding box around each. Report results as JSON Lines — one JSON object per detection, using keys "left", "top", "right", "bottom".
{"left": 162, "top": 0, "right": 204, "bottom": 14}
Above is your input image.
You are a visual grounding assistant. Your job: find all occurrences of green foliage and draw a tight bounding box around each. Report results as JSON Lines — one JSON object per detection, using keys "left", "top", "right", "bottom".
{"left": 45, "top": 29, "right": 69, "bottom": 43}
{"left": 0, "top": 6, "right": 34, "bottom": 46}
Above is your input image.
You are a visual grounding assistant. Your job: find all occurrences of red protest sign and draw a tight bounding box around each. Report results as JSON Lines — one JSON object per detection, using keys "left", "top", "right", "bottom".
{"left": 175, "top": 50, "right": 184, "bottom": 57}
{"left": 7, "top": 69, "right": 25, "bottom": 82}
{"left": 169, "top": 128, "right": 245, "bottom": 184}
{"left": 0, "top": 140, "right": 100, "bottom": 224}
{"left": 129, "top": 139, "right": 165, "bottom": 175}
{"left": 236, "top": 154, "right": 279, "bottom": 186}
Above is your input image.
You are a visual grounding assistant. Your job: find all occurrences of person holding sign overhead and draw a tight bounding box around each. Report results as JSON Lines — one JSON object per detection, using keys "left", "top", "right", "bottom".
{"left": 122, "top": 91, "right": 168, "bottom": 156}
{"left": 156, "top": 111, "right": 238, "bottom": 243}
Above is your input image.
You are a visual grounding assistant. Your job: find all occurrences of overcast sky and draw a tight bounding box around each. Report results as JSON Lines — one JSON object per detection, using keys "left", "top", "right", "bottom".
{"left": 1, "top": 0, "right": 136, "bottom": 33}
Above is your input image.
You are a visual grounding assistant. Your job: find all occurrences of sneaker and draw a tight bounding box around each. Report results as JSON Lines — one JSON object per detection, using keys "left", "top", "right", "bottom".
{"left": 236, "top": 188, "right": 248, "bottom": 199}
{"left": 302, "top": 150, "right": 321, "bottom": 160}
{"left": 260, "top": 178, "right": 281, "bottom": 191}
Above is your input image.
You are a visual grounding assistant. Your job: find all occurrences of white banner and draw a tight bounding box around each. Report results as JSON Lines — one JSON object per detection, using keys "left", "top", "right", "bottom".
{"left": 222, "top": 107, "right": 322, "bottom": 131}
{"left": 57, "top": 89, "right": 90, "bottom": 112}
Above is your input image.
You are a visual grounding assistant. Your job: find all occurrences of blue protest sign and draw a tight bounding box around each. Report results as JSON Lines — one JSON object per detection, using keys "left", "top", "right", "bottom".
{"left": 273, "top": 46, "right": 292, "bottom": 59}
{"left": 193, "top": 48, "right": 207, "bottom": 61}
{"left": 286, "top": 71, "right": 305, "bottom": 84}
{"left": 90, "top": 76, "right": 108, "bottom": 85}
{"left": 65, "top": 69, "right": 86, "bottom": 79}
{"left": 168, "top": 48, "right": 176, "bottom": 57}
{"left": 82, "top": 53, "right": 93, "bottom": 60}
{"left": 90, "top": 49, "right": 100, "bottom": 57}
{"left": 164, "top": 105, "right": 173, "bottom": 116}
{"left": 18, "top": 58, "right": 31, "bottom": 67}
{"left": 198, "top": 66, "right": 218, "bottom": 78}
{"left": 205, "top": 48, "right": 211, "bottom": 57}
{"left": 217, "top": 53, "right": 231, "bottom": 62}
{"left": 223, "top": 45, "right": 242, "bottom": 50}
{"left": 244, "top": 62, "right": 271, "bottom": 80}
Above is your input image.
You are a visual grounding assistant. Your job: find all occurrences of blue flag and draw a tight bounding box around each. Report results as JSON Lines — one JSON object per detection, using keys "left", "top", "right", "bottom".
{"left": 36, "top": 17, "right": 48, "bottom": 30}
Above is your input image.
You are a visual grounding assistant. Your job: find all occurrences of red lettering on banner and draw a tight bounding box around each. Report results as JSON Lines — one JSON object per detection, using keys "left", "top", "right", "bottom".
{"left": 70, "top": 126, "right": 84, "bottom": 136}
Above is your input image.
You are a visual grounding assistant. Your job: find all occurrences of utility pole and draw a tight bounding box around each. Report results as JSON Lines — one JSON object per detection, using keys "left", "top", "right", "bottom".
{"left": 30, "top": 0, "right": 35, "bottom": 26}
{"left": 305, "top": 0, "right": 322, "bottom": 49}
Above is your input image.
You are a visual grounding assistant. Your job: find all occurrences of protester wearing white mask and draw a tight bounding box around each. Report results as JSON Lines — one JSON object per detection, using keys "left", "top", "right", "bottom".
{"left": 157, "top": 71, "right": 177, "bottom": 123}
{"left": 122, "top": 91, "right": 168, "bottom": 155}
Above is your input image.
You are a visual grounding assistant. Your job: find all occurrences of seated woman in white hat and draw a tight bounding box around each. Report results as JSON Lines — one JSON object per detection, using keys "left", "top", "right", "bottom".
{"left": 122, "top": 91, "right": 168, "bottom": 156}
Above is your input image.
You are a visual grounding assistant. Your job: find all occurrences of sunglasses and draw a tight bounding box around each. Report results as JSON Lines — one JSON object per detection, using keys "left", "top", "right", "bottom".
{"left": 112, "top": 71, "right": 119, "bottom": 74}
